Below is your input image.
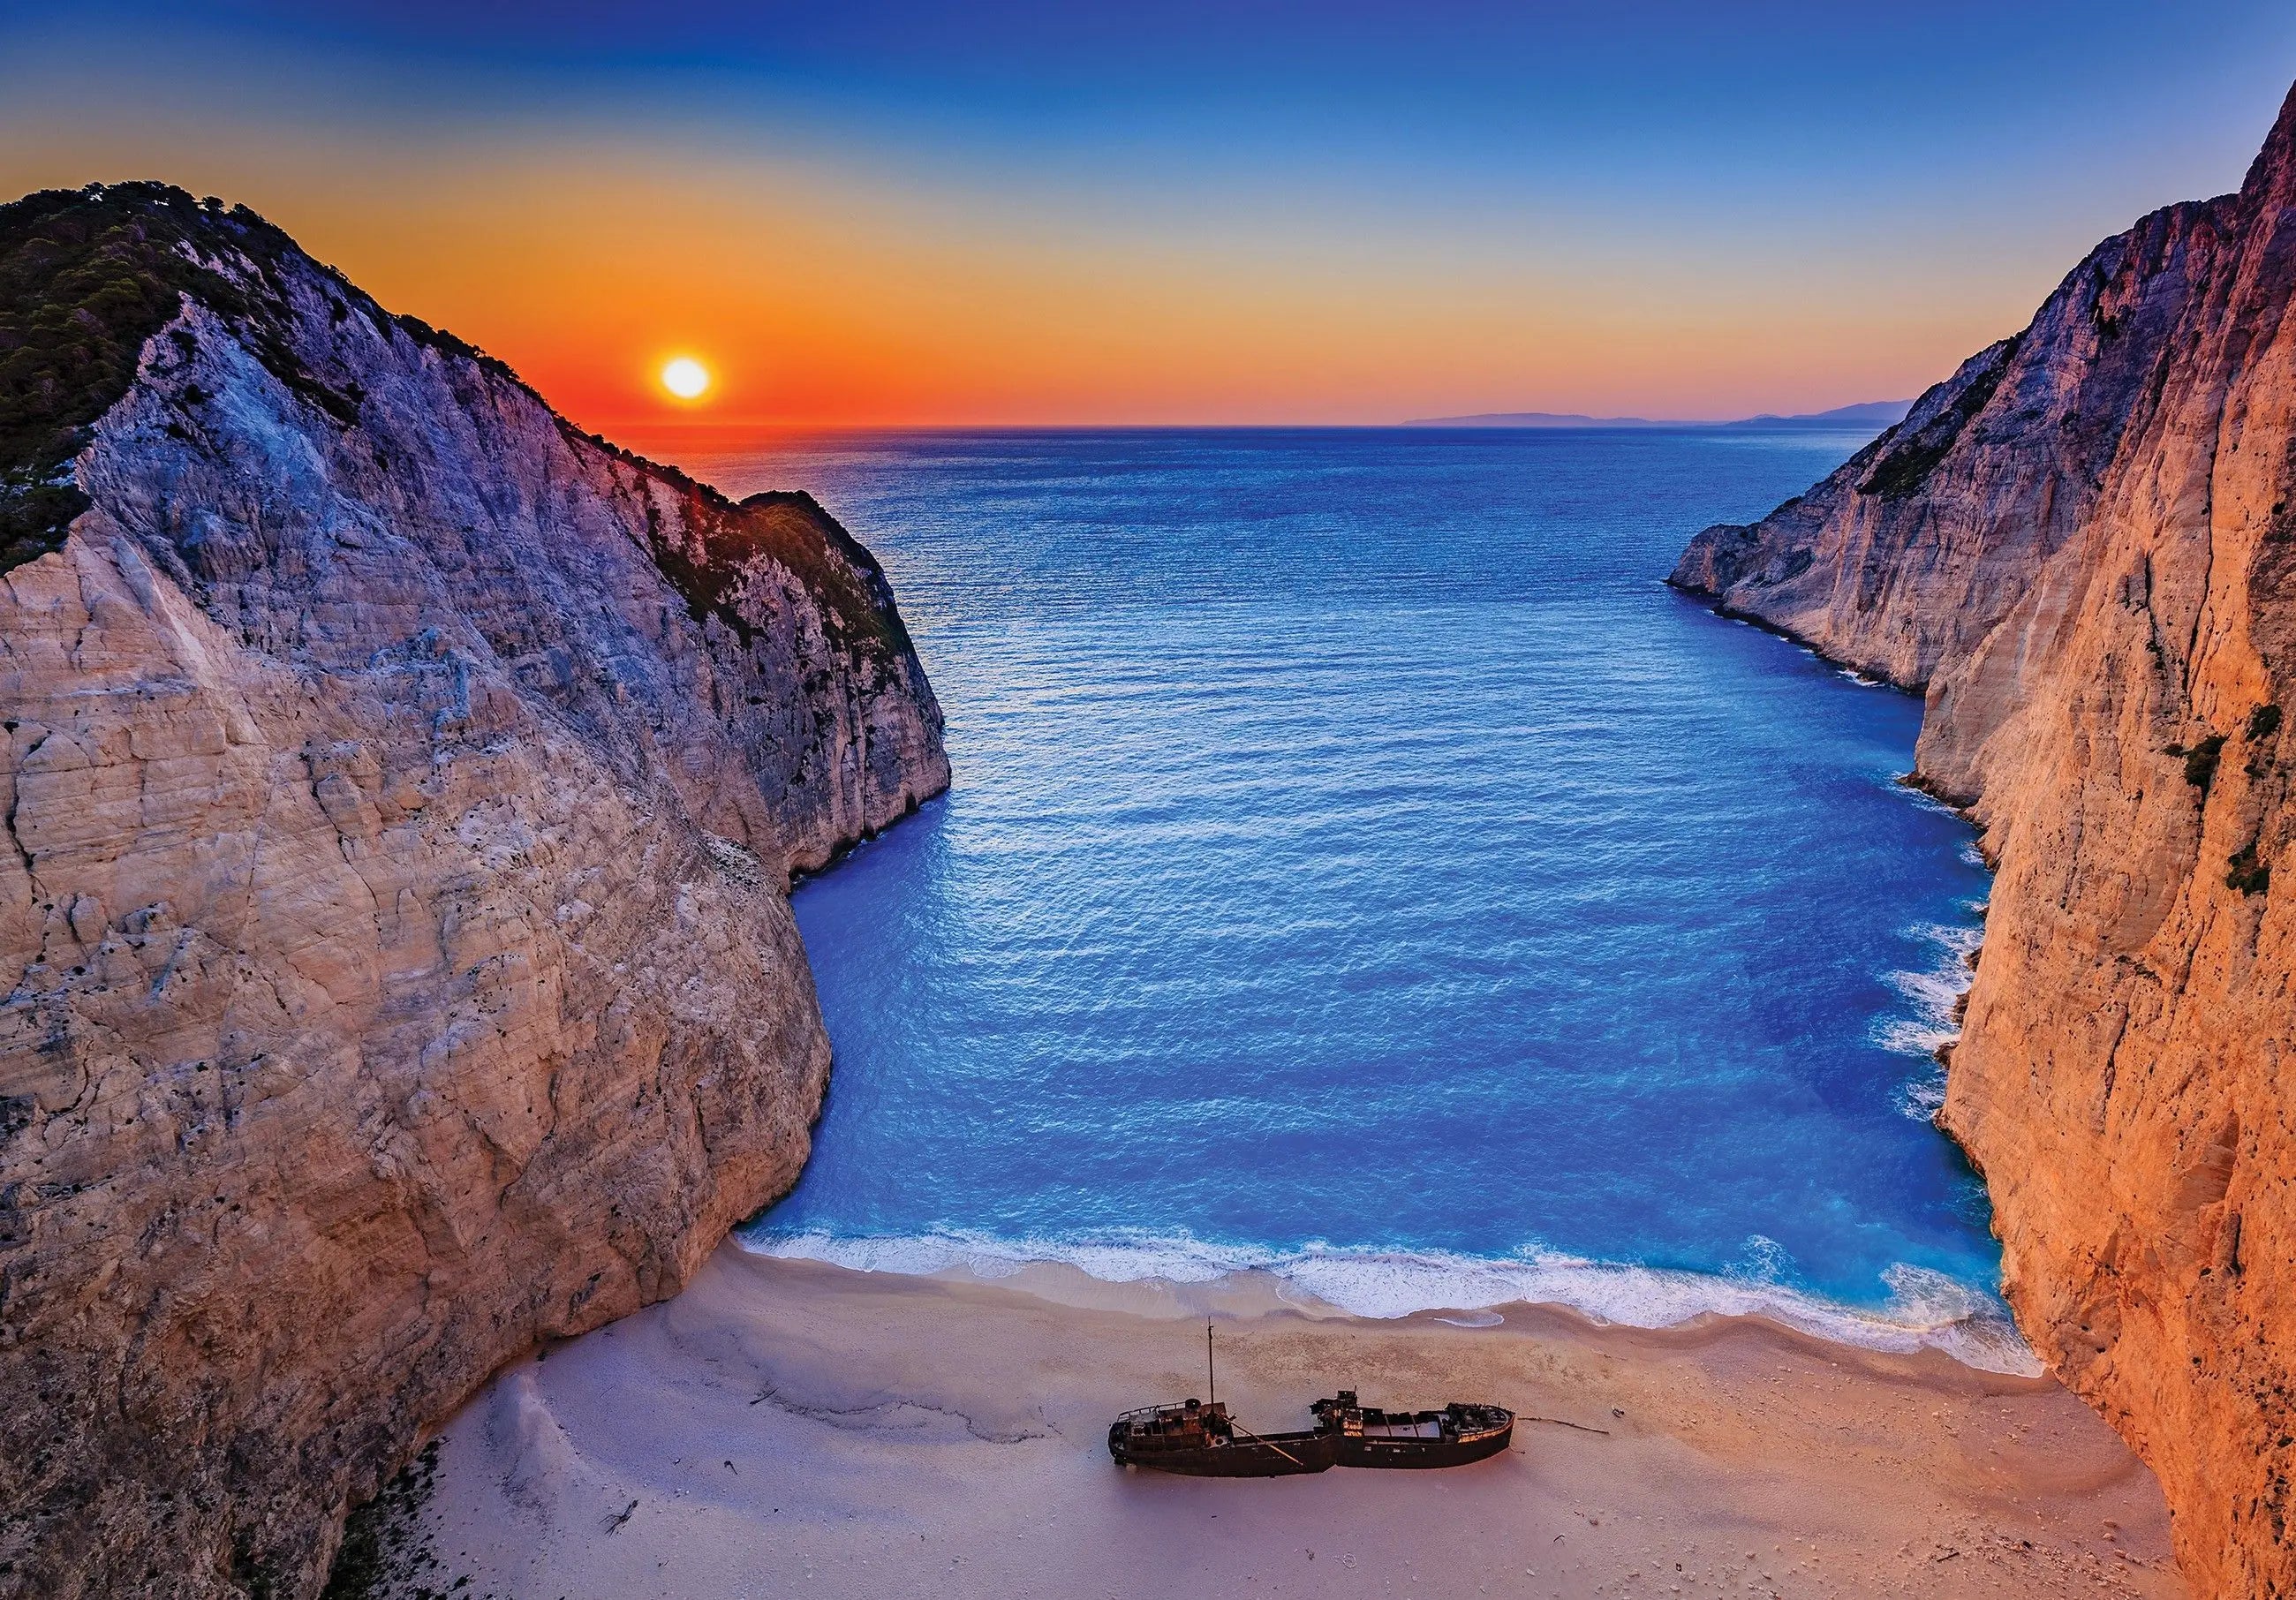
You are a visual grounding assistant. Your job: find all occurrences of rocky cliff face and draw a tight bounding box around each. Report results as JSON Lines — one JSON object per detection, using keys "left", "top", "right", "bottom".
{"left": 0, "top": 185, "right": 948, "bottom": 1599}
{"left": 1673, "top": 90, "right": 2296, "bottom": 1599}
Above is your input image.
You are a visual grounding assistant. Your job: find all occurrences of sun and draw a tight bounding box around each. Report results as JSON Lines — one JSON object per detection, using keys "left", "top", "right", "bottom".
{"left": 661, "top": 356, "right": 711, "bottom": 401}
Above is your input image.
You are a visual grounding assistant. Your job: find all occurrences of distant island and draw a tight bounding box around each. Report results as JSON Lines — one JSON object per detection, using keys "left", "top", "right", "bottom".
{"left": 1404, "top": 400, "right": 1913, "bottom": 430}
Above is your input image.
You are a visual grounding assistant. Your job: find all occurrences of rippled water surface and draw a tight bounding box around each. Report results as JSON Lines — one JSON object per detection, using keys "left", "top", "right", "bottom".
{"left": 677, "top": 427, "right": 2012, "bottom": 1365}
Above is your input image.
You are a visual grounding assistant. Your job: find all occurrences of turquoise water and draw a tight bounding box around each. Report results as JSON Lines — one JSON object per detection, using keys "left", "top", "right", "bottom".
{"left": 687, "top": 427, "right": 2019, "bottom": 1369}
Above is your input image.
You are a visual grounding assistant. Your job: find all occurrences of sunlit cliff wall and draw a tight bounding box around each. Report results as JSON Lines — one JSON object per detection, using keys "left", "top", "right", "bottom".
{"left": 1673, "top": 89, "right": 2296, "bottom": 1599}
{"left": 0, "top": 185, "right": 948, "bottom": 1599}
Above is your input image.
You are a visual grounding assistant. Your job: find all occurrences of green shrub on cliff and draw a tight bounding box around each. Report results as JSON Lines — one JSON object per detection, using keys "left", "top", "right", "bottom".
{"left": 1854, "top": 336, "right": 2017, "bottom": 501}
{"left": 2181, "top": 732, "right": 2227, "bottom": 789}
{"left": 0, "top": 185, "right": 236, "bottom": 566}
{"left": 0, "top": 182, "right": 370, "bottom": 571}
{"left": 320, "top": 1442, "right": 458, "bottom": 1600}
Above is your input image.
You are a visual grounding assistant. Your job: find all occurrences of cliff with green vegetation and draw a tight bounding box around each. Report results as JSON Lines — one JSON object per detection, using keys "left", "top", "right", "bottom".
{"left": 1673, "top": 87, "right": 2296, "bottom": 1599}
{"left": 0, "top": 184, "right": 948, "bottom": 1599}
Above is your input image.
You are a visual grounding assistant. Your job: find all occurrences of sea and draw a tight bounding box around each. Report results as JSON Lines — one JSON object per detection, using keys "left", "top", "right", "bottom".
{"left": 668, "top": 426, "right": 2025, "bottom": 1373}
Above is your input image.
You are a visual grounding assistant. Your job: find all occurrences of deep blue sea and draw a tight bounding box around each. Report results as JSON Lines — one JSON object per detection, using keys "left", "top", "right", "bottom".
{"left": 679, "top": 427, "right": 2020, "bottom": 1370}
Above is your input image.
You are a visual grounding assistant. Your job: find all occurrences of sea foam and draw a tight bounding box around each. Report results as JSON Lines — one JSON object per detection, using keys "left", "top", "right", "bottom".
{"left": 737, "top": 1224, "right": 2041, "bottom": 1376}
{"left": 1876, "top": 918, "right": 1985, "bottom": 1119}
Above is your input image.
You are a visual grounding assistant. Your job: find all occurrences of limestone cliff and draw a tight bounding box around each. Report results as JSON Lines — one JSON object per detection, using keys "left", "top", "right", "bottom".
{"left": 0, "top": 185, "right": 948, "bottom": 1599}
{"left": 1673, "top": 89, "right": 2296, "bottom": 1598}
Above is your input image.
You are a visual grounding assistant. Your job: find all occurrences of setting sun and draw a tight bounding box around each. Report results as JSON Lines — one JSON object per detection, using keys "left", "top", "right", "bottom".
{"left": 661, "top": 356, "right": 711, "bottom": 401}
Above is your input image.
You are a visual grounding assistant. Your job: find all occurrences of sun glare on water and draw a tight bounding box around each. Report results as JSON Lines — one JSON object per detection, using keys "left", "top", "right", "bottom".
{"left": 661, "top": 357, "right": 711, "bottom": 400}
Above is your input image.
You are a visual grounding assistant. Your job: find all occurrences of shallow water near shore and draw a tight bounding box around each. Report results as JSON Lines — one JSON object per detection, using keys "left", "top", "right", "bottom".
{"left": 661, "top": 426, "right": 2014, "bottom": 1370}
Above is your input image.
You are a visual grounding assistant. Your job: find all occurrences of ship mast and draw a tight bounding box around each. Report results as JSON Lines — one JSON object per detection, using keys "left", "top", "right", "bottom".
{"left": 1206, "top": 1322, "right": 1216, "bottom": 1411}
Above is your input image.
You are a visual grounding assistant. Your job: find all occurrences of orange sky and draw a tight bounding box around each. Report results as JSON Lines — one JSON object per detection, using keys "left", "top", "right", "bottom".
{"left": 0, "top": 131, "right": 2035, "bottom": 432}
{"left": 5, "top": 10, "right": 2293, "bottom": 430}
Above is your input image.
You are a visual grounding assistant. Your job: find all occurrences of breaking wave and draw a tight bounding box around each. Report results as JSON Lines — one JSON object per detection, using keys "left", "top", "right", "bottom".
{"left": 1874, "top": 918, "right": 1985, "bottom": 1119}
{"left": 737, "top": 1223, "right": 2041, "bottom": 1376}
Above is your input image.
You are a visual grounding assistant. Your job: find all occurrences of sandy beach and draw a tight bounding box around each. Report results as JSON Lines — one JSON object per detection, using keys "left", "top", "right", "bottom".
{"left": 404, "top": 1247, "right": 2183, "bottom": 1599}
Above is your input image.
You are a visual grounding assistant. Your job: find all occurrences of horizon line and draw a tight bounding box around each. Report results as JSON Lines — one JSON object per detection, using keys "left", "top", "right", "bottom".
{"left": 598, "top": 412, "right": 1909, "bottom": 436}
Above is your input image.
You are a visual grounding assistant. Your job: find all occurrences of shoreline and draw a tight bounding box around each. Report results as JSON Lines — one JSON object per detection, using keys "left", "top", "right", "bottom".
{"left": 409, "top": 1244, "right": 2182, "bottom": 1598}
{"left": 736, "top": 1226, "right": 2040, "bottom": 1377}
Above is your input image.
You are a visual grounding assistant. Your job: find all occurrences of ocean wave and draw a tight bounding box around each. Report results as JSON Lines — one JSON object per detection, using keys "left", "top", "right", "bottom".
{"left": 1875, "top": 920, "right": 1983, "bottom": 1117}
{"left": 1892, "top": 779, "right": 1971, "bottom": 820}
{"left": 1899, "top": 1075, "right": 1949, "bottom": 1121}
{"left": 735, "top": 1223, "right": 2041, "bottom": 1376}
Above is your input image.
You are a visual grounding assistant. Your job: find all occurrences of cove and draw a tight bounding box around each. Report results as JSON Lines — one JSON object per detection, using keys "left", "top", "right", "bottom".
{"left": 698, "top": 426, "right": 2021, "bottom": 1370}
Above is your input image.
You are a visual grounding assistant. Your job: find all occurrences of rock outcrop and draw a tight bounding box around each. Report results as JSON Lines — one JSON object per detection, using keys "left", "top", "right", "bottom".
{"left": 1673, "top": 88, "right": 2296, "bottom": 1598}
{"left": 0, "top": 185, "right": 948, "bottom": 1599}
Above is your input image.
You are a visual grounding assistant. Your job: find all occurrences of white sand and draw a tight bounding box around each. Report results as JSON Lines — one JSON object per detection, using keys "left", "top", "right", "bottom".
{"left": 413, "top": 1246, "right": 2183, "bottom": 1598}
